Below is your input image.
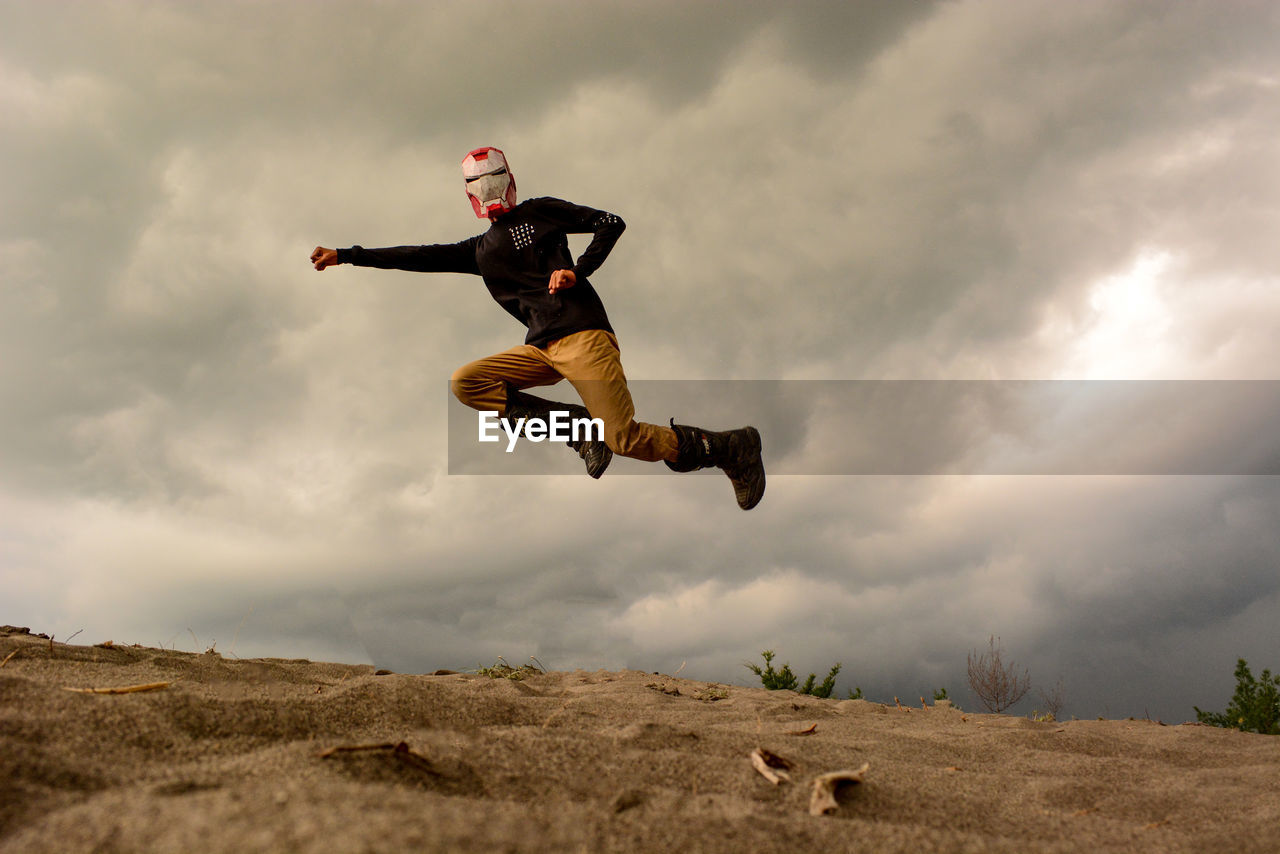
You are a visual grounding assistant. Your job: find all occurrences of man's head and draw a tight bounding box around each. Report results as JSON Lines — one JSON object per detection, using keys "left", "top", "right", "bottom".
{"left": 462, "top": 147, "right": 517, "bottom": 219}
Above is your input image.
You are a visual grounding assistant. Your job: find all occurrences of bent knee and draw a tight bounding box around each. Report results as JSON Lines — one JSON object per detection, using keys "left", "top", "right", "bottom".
{"left": 450, "top": 373, "right": 502, "bottom": 409}
{"left": 449, "top": 376, "right": 477, "bottom": 405}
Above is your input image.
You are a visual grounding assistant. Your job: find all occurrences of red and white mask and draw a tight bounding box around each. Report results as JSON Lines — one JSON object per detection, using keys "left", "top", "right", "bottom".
{"left": 462, "top": 146, "right": 517, "bottom": 219}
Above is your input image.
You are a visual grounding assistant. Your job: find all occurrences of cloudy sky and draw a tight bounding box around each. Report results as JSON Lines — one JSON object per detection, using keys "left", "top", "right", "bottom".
{"left": 4, "top": 0, "right": 1279, "bottom": 721}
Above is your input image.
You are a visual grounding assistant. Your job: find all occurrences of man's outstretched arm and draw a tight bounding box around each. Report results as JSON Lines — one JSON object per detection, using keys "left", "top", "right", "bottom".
{"left": 308, "top": 239, "right": 482, "bottom": 274}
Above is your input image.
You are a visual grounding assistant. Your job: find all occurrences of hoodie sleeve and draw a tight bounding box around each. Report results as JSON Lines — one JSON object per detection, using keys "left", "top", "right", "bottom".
{"left": 337, "top": 236, "right": 482, "bottom": 275}
{"left": 535, "top": 197, "right": 626, "bottom": 280}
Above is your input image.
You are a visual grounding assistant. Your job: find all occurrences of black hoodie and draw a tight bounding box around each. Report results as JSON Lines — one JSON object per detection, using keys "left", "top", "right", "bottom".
{"left": 336, "top": 197, "right": 625, "bottom": 348}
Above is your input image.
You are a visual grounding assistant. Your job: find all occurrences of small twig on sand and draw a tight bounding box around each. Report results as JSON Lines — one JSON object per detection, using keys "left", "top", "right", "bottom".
{"left": 318, "top": 743, "right": 399, "bottom": 758}
{"left": 788, "top": 723, "right": 818, "bottom": 736}
{"left": 64, "top": 682, "right": 171, "bottom": 695}
{"left": 387, "top": 742, "right": 435, "bottom": 773}
{"left": 750, "top": 747, "right": 795, "bottom": 785}
{"left": 0, "top": 650, "right": 17, "bottom": 668}
{"left": 542, "top": 699, "right": 574, "bottom": 729}
{"left": 319, "top": 741, "right": 435, "bottom": 774}
{"left": 49, "top": 629, "right": 84, "bottom": 654}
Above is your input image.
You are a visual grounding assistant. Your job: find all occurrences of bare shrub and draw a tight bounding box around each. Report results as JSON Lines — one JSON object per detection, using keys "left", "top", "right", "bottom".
{"left": 967, "top": 635, "right": 1031, "bottom": 713}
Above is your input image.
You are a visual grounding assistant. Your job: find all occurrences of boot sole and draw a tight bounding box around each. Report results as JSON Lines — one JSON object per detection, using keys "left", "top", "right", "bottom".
{"left": 585, "top": 445, "right": 612, "bottom": 479}
{"left": 732, "top": 427, "right": 765, "bottom": 510}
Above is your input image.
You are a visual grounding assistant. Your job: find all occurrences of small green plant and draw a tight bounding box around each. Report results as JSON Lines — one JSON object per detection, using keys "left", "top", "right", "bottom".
{"left": 799, "top": 665, "right": 841, "bottom": 698}
{"left": 748, "top": 650, "right": 798, "bottom": 691}
{"left": 929, "top": 688, "right": 960, "bottom": 710}
{"left": 747, "top": 650, "right": 842, "bottom": 699}
{"left": 847, "top": 686, "right": 863, "bottom": 700}
{"left": 1194, "top": 658, "right": 1280, "bottom": 735}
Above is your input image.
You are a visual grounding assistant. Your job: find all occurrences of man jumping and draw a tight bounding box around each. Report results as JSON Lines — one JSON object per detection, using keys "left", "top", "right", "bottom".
{"left": 310, "top": 146, "right": 764, "bottom": 510}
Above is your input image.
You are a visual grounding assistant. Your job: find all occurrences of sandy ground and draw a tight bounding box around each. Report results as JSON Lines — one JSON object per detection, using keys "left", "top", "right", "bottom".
{"left": 2, "top": 627, "right": 1279, "bottom": 853}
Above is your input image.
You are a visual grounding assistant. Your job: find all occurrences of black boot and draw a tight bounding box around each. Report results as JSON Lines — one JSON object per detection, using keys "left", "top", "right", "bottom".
{"left": 666, "top": 420, "right": 765, "bottom": 510}
{"left": 504, "top": 385, "right": 612, "bottom": 479}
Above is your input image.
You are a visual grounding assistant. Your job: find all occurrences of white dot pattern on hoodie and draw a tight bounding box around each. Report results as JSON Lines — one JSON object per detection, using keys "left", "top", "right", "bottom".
{"left": 510, "top": 222, "right": 535, "bottom": 249}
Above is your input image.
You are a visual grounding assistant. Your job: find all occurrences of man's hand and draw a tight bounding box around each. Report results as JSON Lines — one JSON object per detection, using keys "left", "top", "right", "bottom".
{"left": 311, "top": 246, "right": 339, "bottom": 271}
{"left": 549, "top": 269, "right": 576, "bottom": 294}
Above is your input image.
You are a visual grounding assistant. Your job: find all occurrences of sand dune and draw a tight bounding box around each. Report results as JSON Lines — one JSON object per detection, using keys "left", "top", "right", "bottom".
{"left": 2, "top": 627, "right": 1278, "bottom": 853}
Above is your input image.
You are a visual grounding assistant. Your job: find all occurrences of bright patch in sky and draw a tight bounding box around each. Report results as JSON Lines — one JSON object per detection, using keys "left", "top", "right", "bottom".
{"left": 1050, "top": 249, "right": 1176, "bottom": 379}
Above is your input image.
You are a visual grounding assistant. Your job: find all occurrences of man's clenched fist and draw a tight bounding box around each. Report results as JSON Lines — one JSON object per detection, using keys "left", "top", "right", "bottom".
{"left": 311, "top": 247, "right": 338, "bottom": 270}
{"left": 549, "top": 268, "right": 576, "bottom": 294}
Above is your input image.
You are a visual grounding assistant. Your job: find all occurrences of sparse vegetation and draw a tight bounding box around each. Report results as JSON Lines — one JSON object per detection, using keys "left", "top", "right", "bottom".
{"left": 477, "top": 656, "right": 545, "bottom": 681}
{"left": 967, "top": 635, "right": 1031, "bottom": 713}
{"left": 747, "top": 650, "right": 843, "bottom": 699}
{"left": 1037, "top": 678, "right": 1066, "bottom": 720}
{"left": 1195, "top": 658, "right": 1280, "bottom": 735}
{"left": 694, "top": 685, "right": 729, "bottom": 702}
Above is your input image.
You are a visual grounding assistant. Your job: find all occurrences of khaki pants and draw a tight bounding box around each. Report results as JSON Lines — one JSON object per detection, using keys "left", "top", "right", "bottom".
{"left": 450, "top": 329, "right": 679, "bottom": 463}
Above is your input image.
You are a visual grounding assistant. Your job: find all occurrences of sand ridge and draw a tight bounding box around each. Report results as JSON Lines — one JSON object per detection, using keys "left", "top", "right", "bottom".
{"left": 2, "top": 628, "right": 1278, "bottom": 853}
